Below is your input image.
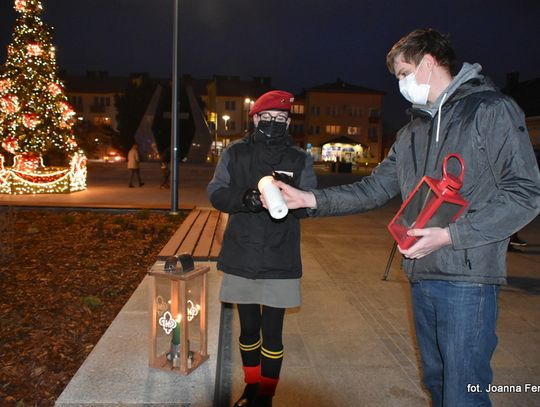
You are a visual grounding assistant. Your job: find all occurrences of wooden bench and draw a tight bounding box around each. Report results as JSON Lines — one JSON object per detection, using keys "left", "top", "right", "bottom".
{"left": 157, "top": 207, "right": 228, "bottom": 262}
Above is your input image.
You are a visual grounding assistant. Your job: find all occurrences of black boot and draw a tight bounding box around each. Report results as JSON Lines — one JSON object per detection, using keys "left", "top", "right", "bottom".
{"left": 233, "top": 383, "right": 259, "bottom": 407}
{"left": 252, "top": 394, "right": 272, "bottom": 407}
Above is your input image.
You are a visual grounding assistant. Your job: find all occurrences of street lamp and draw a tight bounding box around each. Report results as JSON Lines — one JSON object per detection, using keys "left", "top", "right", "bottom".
{"left": 244, "top": 98, "right": 254, "bottom": 131}
{"left": 222, "top": 114, "right": 230, "bottom": 132}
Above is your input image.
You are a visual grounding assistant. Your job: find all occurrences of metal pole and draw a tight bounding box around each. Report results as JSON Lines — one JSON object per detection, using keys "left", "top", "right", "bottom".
{"left": 170, "top": 0, "right": 180, "bottom": 214}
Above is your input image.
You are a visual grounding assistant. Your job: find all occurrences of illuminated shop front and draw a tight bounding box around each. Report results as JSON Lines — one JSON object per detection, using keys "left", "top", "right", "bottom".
{"left": 309, "top": 136, "right": 369, "bottom": 164}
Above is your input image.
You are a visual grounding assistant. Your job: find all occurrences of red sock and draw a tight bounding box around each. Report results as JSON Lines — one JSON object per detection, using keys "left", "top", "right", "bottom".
{"left": 243, "top": 365, "right": 260, "bottom": 384}
{"left": 259, "top": 376, "right": 279, "bottom": 396}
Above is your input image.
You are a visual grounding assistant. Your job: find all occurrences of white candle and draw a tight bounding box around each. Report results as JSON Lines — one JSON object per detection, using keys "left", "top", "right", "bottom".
{"left": 258, "top": 176, "right": 288, "bottom": 219}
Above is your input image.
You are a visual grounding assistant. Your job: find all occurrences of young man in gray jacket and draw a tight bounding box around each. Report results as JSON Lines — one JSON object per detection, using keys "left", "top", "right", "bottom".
{"left": 274, "top": 29, "right": 540, "bottom": 406}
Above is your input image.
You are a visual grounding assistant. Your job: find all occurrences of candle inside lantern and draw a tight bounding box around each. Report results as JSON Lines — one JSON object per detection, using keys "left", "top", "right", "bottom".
{"left": 171, "top": 315, "right": 182, "bottom": 345}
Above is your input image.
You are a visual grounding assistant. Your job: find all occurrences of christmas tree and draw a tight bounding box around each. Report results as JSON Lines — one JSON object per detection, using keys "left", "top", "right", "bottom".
{"left": 0, "top": 0, "right": 86, "bottom": 194}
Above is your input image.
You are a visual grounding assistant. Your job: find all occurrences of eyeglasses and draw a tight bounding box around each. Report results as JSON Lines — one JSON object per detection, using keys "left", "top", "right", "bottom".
{"left": 257, "top": 112, "right": 289, "bottom": 123}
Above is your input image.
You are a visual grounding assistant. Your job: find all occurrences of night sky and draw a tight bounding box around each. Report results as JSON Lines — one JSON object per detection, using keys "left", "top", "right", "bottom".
{"left": 1, "top": 0, "right": 539, "bottom": 132}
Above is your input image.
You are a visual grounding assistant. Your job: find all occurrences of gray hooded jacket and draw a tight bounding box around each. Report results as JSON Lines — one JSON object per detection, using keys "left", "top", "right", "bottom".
{"left": 311, "top": 63, "right": 540, "bottom": 284}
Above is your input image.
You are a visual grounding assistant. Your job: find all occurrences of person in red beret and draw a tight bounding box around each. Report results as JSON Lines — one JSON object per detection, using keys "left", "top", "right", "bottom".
{"left": 208, "top": 90, "right": 317, "bottom": 407}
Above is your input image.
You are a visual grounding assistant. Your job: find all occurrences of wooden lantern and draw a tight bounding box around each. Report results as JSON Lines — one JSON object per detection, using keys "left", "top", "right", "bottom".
{"left": 148, "top": 262, "right": 210, "bottom": 375}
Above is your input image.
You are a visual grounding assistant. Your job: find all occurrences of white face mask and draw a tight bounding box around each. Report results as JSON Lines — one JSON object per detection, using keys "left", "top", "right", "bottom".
{"left": 399, "top": 60, "right": 431, "bottom": 105}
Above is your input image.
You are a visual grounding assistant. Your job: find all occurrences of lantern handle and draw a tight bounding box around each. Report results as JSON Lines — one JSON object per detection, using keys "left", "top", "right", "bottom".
{"left": 442, "top": 154, "right": 465, "bottom": 182}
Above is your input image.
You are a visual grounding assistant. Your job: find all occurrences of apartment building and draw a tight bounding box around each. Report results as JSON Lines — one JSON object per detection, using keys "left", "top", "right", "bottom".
{"left": 204, "top": 75, "right": 273, "bottom": 154}
{"left": 63, "top": 71, "right": 129, "bottom": 131}
{"left": 291, "top": 79, "right": 384, "bottom": 164}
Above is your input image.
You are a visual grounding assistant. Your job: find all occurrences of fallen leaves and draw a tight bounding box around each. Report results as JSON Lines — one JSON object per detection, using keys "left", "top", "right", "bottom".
{"left": 0, "top": 208, "right": 186, "bottom": 406}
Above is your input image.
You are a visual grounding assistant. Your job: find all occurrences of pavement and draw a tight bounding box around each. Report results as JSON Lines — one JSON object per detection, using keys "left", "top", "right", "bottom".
{"left": 4, "top": 161, "right": 539, "bottom": 406}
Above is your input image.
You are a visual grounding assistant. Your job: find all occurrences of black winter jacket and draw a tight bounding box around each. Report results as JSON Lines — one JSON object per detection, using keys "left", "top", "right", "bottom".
{"left": 207, "top": 133, "right": 317, "bottom": 279}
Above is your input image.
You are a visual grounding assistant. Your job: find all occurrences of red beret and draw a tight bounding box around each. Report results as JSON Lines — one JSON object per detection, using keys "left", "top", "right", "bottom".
{"left": 249, "top": 90, "right": 294, "bottom": 116}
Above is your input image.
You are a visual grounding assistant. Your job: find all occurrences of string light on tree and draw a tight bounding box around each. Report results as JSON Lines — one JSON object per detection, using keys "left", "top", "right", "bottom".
{"left": 0, "top": 0, "right": 87, "bottom": 194}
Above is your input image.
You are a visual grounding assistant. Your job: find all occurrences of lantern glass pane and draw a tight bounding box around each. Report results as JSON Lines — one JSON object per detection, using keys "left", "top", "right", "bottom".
{"left": 186, "top": 278, "right": 201, "bottom": 355}
{"left": 426, "top": 200, "right": 463, "bottom": 228}
{"left": 152, "top": 277, "right": 184, "bottom": 369}
{"left": 396, "top": 182, "right": 435, "bottom": 229}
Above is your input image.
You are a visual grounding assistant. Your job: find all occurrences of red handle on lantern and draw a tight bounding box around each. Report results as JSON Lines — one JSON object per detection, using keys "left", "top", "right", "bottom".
{"left": 440, "top": 154, "right": 465, "bottom": 192}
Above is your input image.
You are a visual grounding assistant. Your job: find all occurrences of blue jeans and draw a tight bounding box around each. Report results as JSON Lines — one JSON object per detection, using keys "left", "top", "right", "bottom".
{"left": 411, "top": 280, "right": 499, "bottom": 407}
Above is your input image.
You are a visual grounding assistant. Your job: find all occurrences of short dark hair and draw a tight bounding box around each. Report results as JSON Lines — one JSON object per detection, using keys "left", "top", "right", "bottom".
{"left": 386, "top": 29, "right": 456, "bottom": 74}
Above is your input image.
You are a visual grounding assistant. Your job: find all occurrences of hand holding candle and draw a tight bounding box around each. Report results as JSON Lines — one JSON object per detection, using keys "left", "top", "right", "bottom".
{"left": 258, "top": 176, "right": 288, "bottom": 219}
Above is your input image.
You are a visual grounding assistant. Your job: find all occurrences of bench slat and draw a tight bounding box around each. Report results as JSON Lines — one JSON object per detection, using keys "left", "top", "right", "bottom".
{"left": 192, "top": 210, "right": 220, "bottom": 260}
{"left": 157, "top": 210, "right": 200, "bottom": 260}
{"left": 209, "top": 212, "right": 228, "bottom": 260}
{"left": 177, "top": 210, "right": 211, "bottom": 256}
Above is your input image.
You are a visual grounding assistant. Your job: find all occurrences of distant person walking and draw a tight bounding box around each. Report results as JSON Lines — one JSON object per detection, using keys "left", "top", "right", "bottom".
{"left": 160, "top": 148, "right": 171, "bottom": 189}
{"left": 127, "top": 143, "right": 144, "bottom": 188}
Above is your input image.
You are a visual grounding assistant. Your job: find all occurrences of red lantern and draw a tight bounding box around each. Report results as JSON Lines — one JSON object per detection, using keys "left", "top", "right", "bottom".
{"left": 387, "top": 154, "right": 468, "bottom": 249}
{"left": 13, "top": 153, "right": 44, "bottom": 172}
{"left": 2, "top": 136, "right": 19, "bottom": 154}
{"left": 58, "top": 101, "right": 75, "bottom": 120}
{"left": 15, "top": 0, "right": 28, "bottom": 12}
{"left": 0, "top": 95, "right": 20, "bottom": 114}
{"left": 23, "top": 113, "right": 40, "bottom": 129}
{"left": 27, "top": 44, "right": 43, "bottom": 57}
{"left": 48, "top": 82, "right": 62, "bottom": 97}
{"left": 0, "top": 79, "right": 10, "bottom": 94}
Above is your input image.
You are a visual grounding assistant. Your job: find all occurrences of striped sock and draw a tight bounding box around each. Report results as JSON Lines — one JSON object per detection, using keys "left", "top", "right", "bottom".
{"left": 259, "top": 376, "right": 280, "bottom": 397}
{"left": 239, "top": 338, "right": 261, "bottom": 383}
{"left": 260, "top": 345, "right": 283, "bottom": 390}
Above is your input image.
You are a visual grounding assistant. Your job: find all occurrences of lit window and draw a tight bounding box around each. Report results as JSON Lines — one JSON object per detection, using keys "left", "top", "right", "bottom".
{"left": 291, "top": 104, "right": 304, "bottom": 114}
{"left": 325, "top": 125, "right": 341, "bottom": 135}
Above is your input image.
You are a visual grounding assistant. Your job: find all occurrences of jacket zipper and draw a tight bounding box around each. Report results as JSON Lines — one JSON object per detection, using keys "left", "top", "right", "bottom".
{"left": 410, "top": 120, "right": 434, "bottom": 280}
{"left": 464, "top": 249, "right": 471, "bottom": 269}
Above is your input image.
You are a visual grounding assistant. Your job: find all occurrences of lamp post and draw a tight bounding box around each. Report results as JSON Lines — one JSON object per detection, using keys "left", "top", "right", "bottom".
{"left": 244, "top": 98, "right": 253, "bottom": 132}
{"left": 170, "top": 0, "right": 180, "bottom": 214}
{"left": 222, "top": 114, "right": 230, "bottom": 132}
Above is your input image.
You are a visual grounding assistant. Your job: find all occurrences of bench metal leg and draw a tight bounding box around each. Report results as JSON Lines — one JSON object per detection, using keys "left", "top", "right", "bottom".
{"left": 213, "top": 302, "right": 234, "bottom": 407}
{"left": 382, "top": 241, "right": 398, "bottom": 281}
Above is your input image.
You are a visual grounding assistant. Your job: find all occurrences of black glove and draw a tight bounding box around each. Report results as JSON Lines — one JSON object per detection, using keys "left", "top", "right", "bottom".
{"left": 272, "top": 171, "right": 293, "bottom": 185}
{"left": 243, "top": 188, "right": 263, "bottom": 212}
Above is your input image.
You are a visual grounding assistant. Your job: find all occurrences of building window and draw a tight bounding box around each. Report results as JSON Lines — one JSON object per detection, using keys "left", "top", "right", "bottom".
{"left": 368, "top": 127, "right": 378, "bottom": 142}
{"left": 326, "top": 106, "right": 339, "bottom": 117}
{"left": 310, "top": 106, "right": 320, "bottom": 116}
{"left": 325, "top": 125, "right": 341, "bottom": 135}
{"left": 369, "top": 108, "right": 381, "bottom": 123}
{"left": 347, "top": 126, "right": 361, "bottom": 135}
{"left": 225, "top": 100, "right": 236, "bottom": 111}
{"left": 106, "top": 97, "right": 111, "bottom": 106}
{"left": 348, "top": 106, "right": 362, "bottom": 117}
{"left": 315, "top": 125, "right": 320, "bottom": 134}
{"left": 228, "top": 120, "right": 236, "bottom": 131}
{"left": 291, "top": 104, "right": 305, "bottom": 114}
{"left": 69, "top": 95, "right": 83, "bottom": 109}
{"left": 291, "top": 123, "right": 304, "bottom": 134}
{"left": 94, "top": 116, "right": 111, "bottom": 126}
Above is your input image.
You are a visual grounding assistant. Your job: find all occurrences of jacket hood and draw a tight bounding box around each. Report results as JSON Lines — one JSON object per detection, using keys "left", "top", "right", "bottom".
{"left": 416, "top": 62, "right": 496, "bottom": 117}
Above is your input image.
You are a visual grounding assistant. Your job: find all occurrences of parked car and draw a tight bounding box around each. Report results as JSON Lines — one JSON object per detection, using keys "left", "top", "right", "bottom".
{"left": 103, "top": 151, "right": 125, "bottom": 163}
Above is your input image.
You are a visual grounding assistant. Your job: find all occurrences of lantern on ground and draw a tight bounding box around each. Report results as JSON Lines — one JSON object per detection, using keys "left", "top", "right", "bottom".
{"left": 388, "top": 154, "right": 468, "bottom": 249}
{"left": 147, "top": 254, "right": 209, "bottom": 375}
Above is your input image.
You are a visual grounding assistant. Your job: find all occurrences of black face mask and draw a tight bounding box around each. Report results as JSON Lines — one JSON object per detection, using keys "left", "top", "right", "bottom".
{"left": 255, "top": 120, "right": 288, "bottom": 141}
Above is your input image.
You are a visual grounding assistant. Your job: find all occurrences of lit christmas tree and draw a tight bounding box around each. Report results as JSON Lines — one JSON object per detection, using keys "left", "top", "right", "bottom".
{"left": 0, "top": 0, "right": 86, "bottom": 194}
